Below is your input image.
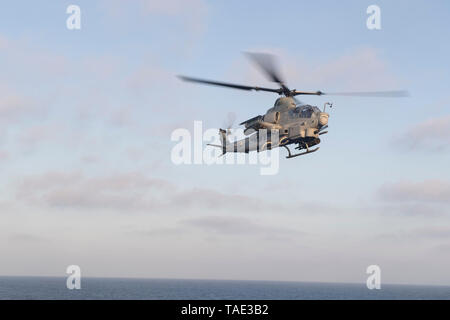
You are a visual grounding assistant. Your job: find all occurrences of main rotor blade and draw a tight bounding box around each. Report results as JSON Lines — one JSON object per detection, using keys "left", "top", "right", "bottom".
{"left": 293, "top": 90, "right": 410, "bottom": 97}
{"left": 323, "top": 90, "right": 410, "bottom": 97}
{"left": 178, "top": 76, "right": 281, "bottom": 94}
{"left": 245, "top": 52, "right": 291, "bottom": 95}
{"left": 292, "top": 91, "right": 324, "bottom": 96}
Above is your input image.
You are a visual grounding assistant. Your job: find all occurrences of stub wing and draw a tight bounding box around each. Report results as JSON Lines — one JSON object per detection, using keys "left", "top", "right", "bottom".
{"left": 207, "top": 129, "right": 280, "bottom": 155}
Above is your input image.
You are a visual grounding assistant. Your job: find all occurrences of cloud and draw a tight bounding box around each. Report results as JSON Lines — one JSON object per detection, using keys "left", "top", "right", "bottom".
{"left": 8, "top": 233, "right": 49, "bottom": 243}
{"left": 0, "top": 150, "right": 8, "bottom": 161}
{"left": 237, "top": 47, "right": 402, "bottom": 91}
{"left": 15, "top": 172, "right": 173, "bottom": 212}
{"left": 378, "top": 180, "right": 450, "bottom": 204}
{"left": 375, "top": 226, "right": 450, "bottom": 243}
{"left": 146, "top": 0, "right": 210, "bottom": 37}
{"left": 181, "top": 216, "right": 302, "bottom": 238}
{"left": 140, "top": 0, "right": 208, "bottom": 23}
{"left": 375, "top": 203, "right": 448, "bottom": 216}
{"left": 0, "top": 35, "right": 69, "bottom": 82}
{"left": 0, "top": 34, "right": 8, "bottom": 49}
{"left": 0, "top": 88, "right": 36, "bottom": 123}
{"left": 125, "top": 62, "right": 179, "bottom": 100}
{"left": 168, "top": 188, "right": 270, "bottom": 212}
{"left": 16, "top": 124, "right": 63, "bottom": 149}
{"left": 435, "top": 243, "right": 450, "bottom": 252}
{"left": 101, "top": 0, "right": 209, "bottom": 36}
{"left": 392, "top": 116, "right": 450, "bottom": 152}
{"left": 414, "top": 227, "right": 450, "bottom": 239}
{"left": 306, "top": 48, "right": 401, "bottom": 90}
{"left": 12, "top": 170, "right": 341, "bottom": 217}
{"left": 13, "top": 171, "right": 279, "bottom": 214}
{"left": 131, "top": 227, "right": 187, "bottom": 237}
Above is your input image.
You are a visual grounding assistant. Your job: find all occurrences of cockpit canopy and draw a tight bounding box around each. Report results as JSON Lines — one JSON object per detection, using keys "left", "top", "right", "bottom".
{"left": 289, "top": 105, "right": 321, "bottom": 118}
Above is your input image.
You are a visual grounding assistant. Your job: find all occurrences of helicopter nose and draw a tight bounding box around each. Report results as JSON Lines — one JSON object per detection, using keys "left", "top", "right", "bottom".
{"left": 319, "top": 112, "right": 329, "bottom": 126}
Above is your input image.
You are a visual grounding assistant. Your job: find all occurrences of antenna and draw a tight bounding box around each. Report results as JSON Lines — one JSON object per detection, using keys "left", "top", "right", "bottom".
{"left": 323, "top": 102, "right": 333, "bottom": 112}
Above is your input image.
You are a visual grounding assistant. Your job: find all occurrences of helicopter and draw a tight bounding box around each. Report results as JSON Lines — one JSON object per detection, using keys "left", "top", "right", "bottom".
{"left": 179, "top": 53, "right": 409, "bottom": 158}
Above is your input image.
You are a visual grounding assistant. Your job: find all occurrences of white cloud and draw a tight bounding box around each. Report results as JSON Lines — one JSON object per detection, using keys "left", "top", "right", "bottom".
{"left": 375, "top": 226, "right": 450, "bottom": 243}
{"left": 0, "top": 88, "right": 34, "bottom": 122}
{"left": 15, "top": 171, "right": 172, "bottom": 212}
{"left": 13, "top": 170, "right": 344, "bottom": 216}
{"left": 393, "top": 116, "right": 450, "bottom": 152}
{"left": 101, "top": 0, "right": 209, "bottom": 36}
{"left": 13, "top": 171, "right": 275, "bottom": 214}
{"left": 182, "top": 216, "right": 302, "bottom": 238}
{"left": 0, "top": 35, "right": 8, "bottom": 49}
{"left": 378, "top": 180, "right": 450, "bottom": 204}
{"left": 236, "top": 47, "right": 402, "bottom": 92}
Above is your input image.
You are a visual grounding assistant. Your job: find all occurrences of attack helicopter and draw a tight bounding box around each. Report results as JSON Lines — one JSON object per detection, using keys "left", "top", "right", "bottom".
{"left": 179, "top": 53, "right": 408, "bottom": 158}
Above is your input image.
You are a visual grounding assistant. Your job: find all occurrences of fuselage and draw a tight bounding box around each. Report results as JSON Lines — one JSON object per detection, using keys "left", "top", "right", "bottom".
{"left": 224, "top": 97, "right": 329, "bottom": 153}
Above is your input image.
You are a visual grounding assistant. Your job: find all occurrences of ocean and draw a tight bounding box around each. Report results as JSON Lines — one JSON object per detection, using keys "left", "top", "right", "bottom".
{"left": 0, "top": 277, "right": 448, "bottom": 300}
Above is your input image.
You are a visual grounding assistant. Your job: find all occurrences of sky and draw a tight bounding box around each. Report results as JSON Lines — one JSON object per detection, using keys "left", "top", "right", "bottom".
{"left": 0, "top": 0, "right": 450, "bottom": 286}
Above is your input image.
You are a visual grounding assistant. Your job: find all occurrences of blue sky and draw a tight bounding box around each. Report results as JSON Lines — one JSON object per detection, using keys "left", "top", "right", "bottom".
{"left": 0, "top": 0, "right": 450, "bottom": 286}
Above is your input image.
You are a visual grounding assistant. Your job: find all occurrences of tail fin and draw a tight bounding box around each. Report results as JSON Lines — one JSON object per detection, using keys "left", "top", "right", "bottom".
{"left": 207, "top": 129, "right": 228, "bottom": 156}
{"left": 219, "top": 129, "right": 227, "bottom": 154}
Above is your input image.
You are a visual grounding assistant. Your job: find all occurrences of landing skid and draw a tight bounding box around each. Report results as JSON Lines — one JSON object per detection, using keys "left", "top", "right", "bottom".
{"left": 283, "top": 144, "right": 319, "bottom": 159}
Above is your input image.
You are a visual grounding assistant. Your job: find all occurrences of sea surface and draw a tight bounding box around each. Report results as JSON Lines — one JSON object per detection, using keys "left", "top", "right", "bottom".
{"left": 0, "top": 277, "right": 449, "bottom": 300}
